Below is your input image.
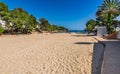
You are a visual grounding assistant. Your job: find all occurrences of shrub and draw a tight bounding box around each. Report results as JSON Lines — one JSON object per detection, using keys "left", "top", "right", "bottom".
{"left": 0, "top": 26, "right": 4, "bottom": 35}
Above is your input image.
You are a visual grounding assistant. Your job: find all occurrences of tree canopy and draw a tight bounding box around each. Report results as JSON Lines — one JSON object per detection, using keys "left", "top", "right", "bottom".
{"left": 86, "top": 0, "right": 120, "bottom": 34}
{"left": 39, "top": 18, "right": 68, "bottom": 32}
{"left": 86, "top": 19, "right": 96, "bottom": 33}
{"left": 0, "top": 2, "right": 68, "bottom": 34}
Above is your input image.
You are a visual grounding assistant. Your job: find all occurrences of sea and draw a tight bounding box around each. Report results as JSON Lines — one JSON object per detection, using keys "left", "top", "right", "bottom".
{"left": 68, "top": 30, "right": 88, "bottom": 34}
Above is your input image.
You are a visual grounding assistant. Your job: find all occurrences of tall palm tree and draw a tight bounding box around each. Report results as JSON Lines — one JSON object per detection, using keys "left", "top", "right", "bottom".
{"left": 98, "top": 0, "right": 120, "bottom": 25}
{"left": 97, "top": 0, "right": 120, "bottom": 34}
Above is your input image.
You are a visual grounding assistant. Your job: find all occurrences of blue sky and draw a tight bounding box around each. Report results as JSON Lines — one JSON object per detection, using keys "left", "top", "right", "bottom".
{"left": 0, "top": 0, "right": 102, "bottom": 30}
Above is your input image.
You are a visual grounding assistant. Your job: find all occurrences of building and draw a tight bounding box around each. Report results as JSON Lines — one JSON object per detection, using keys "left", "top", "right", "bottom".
{"left": 0, "top": 16, "right": 6, "bottom": 29}
{"left": 115, "top": 27, "right": 120, "bottom": 38}
{"left": 94, "top": 26, "right": 108, "bottom": 37}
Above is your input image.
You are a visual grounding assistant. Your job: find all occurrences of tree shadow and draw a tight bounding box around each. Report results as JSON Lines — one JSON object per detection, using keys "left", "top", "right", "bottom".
{"left": 71, "top": 35, "right": 87, "bottom": 37}
{"left": 74, "top": 42, "right": 93, "bottom": 44}
{"left": 71, "top": 34, "right": 94, "bottom": 37}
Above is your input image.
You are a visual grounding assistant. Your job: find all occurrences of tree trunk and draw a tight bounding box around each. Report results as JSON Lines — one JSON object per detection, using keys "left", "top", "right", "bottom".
{"left": 107, "top": 13, "right": 113, "bottom": 34}
{"left": 108, "top": 13, "right": 111, "bottom": 25}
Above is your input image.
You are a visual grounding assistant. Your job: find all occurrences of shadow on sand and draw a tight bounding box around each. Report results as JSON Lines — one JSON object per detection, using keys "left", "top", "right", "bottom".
{"left": 74, "top": 42, "right": 93, "bottom": 44}
{"left": 71, "top": 34, "right": 94, "bottom": 37}
{"left": 71, "top": 35, "right": 87, "bottom": 37}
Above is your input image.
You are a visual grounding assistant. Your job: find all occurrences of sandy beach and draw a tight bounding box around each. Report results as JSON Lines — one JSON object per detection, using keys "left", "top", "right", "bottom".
{"left": 0, "top": 33, "right": 96, "bottom": 74}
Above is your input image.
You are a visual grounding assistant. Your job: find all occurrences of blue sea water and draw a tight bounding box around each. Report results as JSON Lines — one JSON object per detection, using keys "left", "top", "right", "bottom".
{"left": 69, "top": 30, "right": 88, "bottom": 34}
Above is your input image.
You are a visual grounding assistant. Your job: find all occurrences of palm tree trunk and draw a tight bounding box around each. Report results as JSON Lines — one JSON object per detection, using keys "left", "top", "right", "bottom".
{"left": 107, "top": 13, "right": 113, "bottom": 34}
{"left": 108, "top": 13, "right": 111, "bottom": 25}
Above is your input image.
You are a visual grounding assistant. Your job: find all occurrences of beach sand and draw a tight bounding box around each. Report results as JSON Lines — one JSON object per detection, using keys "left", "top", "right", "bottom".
{"left": 0, "top": 33, "right": 96, "bottom": 74}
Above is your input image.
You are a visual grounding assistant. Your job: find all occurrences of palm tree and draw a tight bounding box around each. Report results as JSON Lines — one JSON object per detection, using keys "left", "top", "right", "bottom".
{"left": 97, "top": 0, "right": 120, "bottom": 33}
{"left": 98, "top": 0, "right": 120, "bottom": 24}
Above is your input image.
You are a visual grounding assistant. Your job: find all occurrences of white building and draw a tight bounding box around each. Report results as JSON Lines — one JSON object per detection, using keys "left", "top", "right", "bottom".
{"left": 0, "top": 16, "right": 6, "bottom": 29}
{"left": 117, "top": 32, "right": 120, "bottom": 38}
{"left": 0, "top": 16, "right": 14, "bottom": 30}
{"left": 114, "top": 16, "right": 120, "bottom": 38}
{"left": 115, "top": 26, "right": 120, "bottom": 39}
{"left": 95, "top": 26, "right": 108, "bottom": 37}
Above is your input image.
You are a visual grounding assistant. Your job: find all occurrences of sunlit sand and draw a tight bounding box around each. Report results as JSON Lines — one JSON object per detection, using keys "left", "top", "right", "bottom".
{"left": 0, "top": 33, "right": 96, "bottom": 74}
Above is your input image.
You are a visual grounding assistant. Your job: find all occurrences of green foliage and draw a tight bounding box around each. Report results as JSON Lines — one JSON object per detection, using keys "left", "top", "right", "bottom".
{"left": 0, "top": 2, "right": 10, "bottom": 24}
{"left": 58, "top": 26, "right": 68, "bottom": 32}
{"left": 86, "top": 19, "right": 96, "bottom": 33}
{"left": 0, "top": 2, "right": 68, "bottom": 34}
{"left": 0, "top": 26, "right": 4, "bottom": 35}
{"left": 96, "top": 0, "right": 120, "bottom": 34}
{"left": 0, "top": 6, "right": 38, "bottom": 34}
{"left": 39, "top": 18, "right": 68, "bottom": 32}
{"left": 39, "top": 18, "right": 49, "bottom": 31}
{"left": 9, "top": 8, "right": 38, "bottom": 33}
{"left": 0, "top": 2, "right": 8, "bottom": 12}
{"left": 86, "top": 0, "right": 120, "bottom": 34}
{"left": 0, "top": 2, "right": 39, "bottom": 34}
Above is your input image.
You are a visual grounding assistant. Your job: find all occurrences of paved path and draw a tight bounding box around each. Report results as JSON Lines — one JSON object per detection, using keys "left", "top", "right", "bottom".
{"left": 102, "top": 40, "right": 120, "bottom": 74}
{"left": 95, "top": 37, "right": 120, "bottom": 74}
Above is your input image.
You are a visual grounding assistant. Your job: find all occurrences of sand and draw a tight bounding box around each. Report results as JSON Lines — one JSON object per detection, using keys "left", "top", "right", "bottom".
{"left": 0, "top": 33, "right": 96, "bottom": 74}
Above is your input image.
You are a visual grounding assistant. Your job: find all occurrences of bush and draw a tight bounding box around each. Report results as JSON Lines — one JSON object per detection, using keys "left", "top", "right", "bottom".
{"left": 0, "top": 26, "right": 4, "bottom": 35}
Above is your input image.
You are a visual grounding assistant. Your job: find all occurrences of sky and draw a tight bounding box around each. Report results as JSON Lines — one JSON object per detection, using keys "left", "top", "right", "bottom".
{"left": 0, "top": 0, "right": 102, "bottom": 30}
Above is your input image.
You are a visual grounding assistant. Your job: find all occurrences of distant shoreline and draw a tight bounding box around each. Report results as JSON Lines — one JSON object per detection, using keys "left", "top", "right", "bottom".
{"left": 68, "top": 30, "right": 88, "bottom": 34}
